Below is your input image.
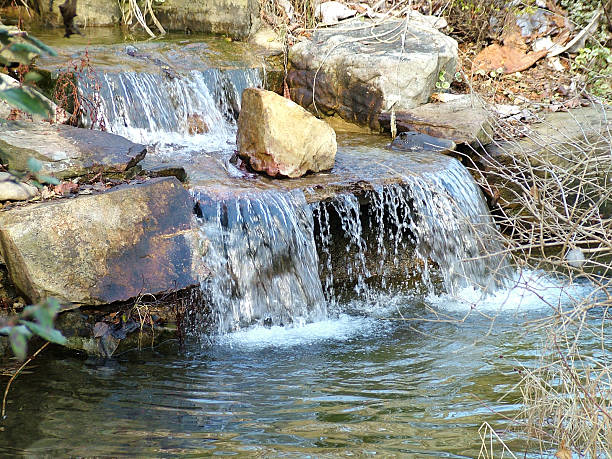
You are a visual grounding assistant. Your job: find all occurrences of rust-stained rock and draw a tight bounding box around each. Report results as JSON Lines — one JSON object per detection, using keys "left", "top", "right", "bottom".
{"left": 237, "top": 88, "right": 337, "bottom": 178}
{"left": 379, "top": 94, "right": 494, "bottom": 148}
{"left": 0, "top": 177, "right": 199, "bottom": 308}
{"left": 0, "top": 120, "right": 147, "bottom": 180}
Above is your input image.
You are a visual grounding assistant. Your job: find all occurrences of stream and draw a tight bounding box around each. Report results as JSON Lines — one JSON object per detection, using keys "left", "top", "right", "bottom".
{"left": 0, "top": 30, "right": 606, "bottom": 457}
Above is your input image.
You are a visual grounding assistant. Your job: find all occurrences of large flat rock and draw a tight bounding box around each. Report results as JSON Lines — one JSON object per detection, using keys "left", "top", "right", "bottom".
{"left": 288, "top": 19, "right": 457, "bottom": 129}
{"left": 0, "top": 120, "right": 147, "bottom": 179}
{"left": 0, "top": 177, "right": 198, "bottom": 308}
{"left": 379, "top": 94, "right": 494, "bottom": 147}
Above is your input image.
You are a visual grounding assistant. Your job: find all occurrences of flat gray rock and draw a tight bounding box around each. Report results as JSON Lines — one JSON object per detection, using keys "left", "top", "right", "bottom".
{"left": 0, "top": 120, "right": 147, "bottom": 180}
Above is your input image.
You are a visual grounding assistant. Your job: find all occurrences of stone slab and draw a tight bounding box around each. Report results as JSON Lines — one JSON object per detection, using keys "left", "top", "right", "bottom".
{"left": 0, "top": 120, "right": 147, "bottom": 179}
{"left": 0, "top": 177, "right": 199, "bottom": 308}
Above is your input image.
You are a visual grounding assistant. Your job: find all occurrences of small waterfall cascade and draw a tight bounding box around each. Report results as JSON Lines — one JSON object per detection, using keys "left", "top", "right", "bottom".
{"left": 313, "top": 161, "right": 512, "bottom": 301}
{"left": 79, "top": 68, "right": 262, "bottom": 152}
{"left": 73, "top": 49, "right": 510, "bottom": 334}
{"left": 193, "top": 189, "right": 327, "bottom": 333}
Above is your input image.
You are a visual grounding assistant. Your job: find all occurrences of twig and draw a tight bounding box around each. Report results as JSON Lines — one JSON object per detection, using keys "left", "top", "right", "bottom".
{"left": 2, "top": 342, "right": 49, "bottom": 419}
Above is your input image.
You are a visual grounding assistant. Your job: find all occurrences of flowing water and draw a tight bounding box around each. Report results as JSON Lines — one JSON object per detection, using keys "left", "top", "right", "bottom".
{"left": 1, "top": 32, "right": 606, "bottom": 457}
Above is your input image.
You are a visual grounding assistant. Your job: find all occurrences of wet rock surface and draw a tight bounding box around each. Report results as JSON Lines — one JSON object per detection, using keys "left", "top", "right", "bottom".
{"left": 389, "top": 131, "right": 456, "bottom": 153}
{"left": 0, "top": 177, "right": 198, "bottom": 308}
{"left": 0, "top": 120, "right": 147, "bottom": 179}
{"left": 237, "top": 88, "right": 337, "bottom": 178}
{"left": 288, "top": 18, "right": 457, "bottom": 129}
{"left": 379, "top": 95, "right": 494, "bottom": 148}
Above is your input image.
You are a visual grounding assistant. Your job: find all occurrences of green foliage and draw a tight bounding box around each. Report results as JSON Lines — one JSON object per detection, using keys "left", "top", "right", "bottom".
{"left": 0, "top": 25, "right": 56, "bottom": 118}
{"left": 559, "top": 0, "right": 602, "bottom": 28}
{"left": 571, "top": 45, "right": 612, "bottom": 99}
{"left": 0, "top": 298, "right": 66, "bottom": 360}
{"left": 435, "top": 70, "right": 451, "bottom": 90}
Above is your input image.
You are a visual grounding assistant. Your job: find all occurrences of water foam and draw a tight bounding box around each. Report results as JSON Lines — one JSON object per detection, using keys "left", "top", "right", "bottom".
{"left": 217, "top": 314, "right": 384, "bottom": 349}
{"left": 428, "top": 269, "right": 596, "bottom": 314}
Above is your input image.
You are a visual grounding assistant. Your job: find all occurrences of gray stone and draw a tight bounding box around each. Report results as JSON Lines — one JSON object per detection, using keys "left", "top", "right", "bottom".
{"left": 154, "top": 0, "right": 260, "bottom": 39}
{"left": 0, "top": 177, "right": 199, "bottom": 308}
{"left": 0, "top": 173, "right": 39, "bottom": 201}
{"left": 237, "top": 88, "right": 337, "bottom": 178}
{"left": 379, "top": 94, "right": 494, "bottom": 147}
{"left": 0, "top": 120, "right": 147, "bottom": 180}
{"left": 288, "top": 18, "right": 457, "bottom": 129}
{"left": 390, "top": 131, "right": 456, "bottom": 153}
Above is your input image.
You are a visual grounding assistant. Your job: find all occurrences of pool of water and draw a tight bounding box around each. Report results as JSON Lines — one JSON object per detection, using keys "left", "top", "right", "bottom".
{"left": 0, "top": 272, "right": 599, "bottom": 457}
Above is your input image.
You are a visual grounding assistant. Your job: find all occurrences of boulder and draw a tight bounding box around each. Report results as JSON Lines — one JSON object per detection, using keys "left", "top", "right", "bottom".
{"left": 288, "top": 18, "right": 457, "bottom": 129}
{"left": 379, "top": 94, "right": 494, "bottom": 148}
{"left": 0, "top": 172, "right": 39, "bottom": 201}
{"left": 237, "top": 88, "right": 337, "bottom": 178}
{"left": 154, "top": 0, "right": 260, "bottom": 39}
{"left": 0, "top": 120, "right": 147, "bottom": 179}
{"left": 0, "top": 177, "right": 199, "bottom": 308}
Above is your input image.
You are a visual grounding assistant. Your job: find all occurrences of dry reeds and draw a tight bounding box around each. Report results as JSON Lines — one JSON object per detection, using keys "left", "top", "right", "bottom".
{"left": 467, "top": 102, "right": 612, "bottom": 456}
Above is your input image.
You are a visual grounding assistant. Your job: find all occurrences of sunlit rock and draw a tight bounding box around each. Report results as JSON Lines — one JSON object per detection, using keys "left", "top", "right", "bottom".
{"left": 0, "top": 177, "right": 199, "bottom": 308}
{"left": 237, "top": 88, "right": 337, "bottom": 178}
{"left": 288, "top": 18, "right": 457, "bottom": 129}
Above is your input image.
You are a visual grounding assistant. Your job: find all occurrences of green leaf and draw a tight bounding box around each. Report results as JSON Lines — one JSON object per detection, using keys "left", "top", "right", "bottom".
{"left": 9, "top": 325, "right": 31, "bottom": 360}
{"left": 27, "top": 157, "right": 43, "bottom": 173}
{"left": 24, "top": 71, "right": 42, "bottom": 83}
{"left": 23, "top": 34, "right": 57, "bottom": 57}
{"left": 37, "top": 174, "right": 60, "bottom": 185}
{"left": 9, "top": 42, "right": 43, "bottom": 58}
{"left": 20, "top": 321, "right": 66, "bottom": 345}
{"left": 0, "top": 87, "right": 52, "bottom": 117}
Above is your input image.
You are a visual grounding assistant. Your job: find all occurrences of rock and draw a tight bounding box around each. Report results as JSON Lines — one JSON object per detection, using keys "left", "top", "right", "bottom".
{"left": 154, "top": 0, "right": 260, "bottom": 40}
{"left": 0, "top": 177, "right": 199, "bottom": 307}
{"left": 390, "top": 131, "right": 456, "bottom": 153}
{"left": 0, "top": 120, "right": 147, "bottom": 180}
{"left": 288, "top": 18, "right": 457, "bottom": 129}
{"left": 138, "top": 158, "right": 188, "bottom": 182}
{"left": 250, "top": 27, "right": 284, "bottom": 55}
{"left": 0, "top": 172, "right": 39, "bottom": 201}
{"left": 379, "top": 94, "right": 494, "bottom": 148}
{"left": 315, "top": 1, "right": 356, "bottom": 25}
{"left": 38, "top": 0, "right": 122, "bottom": 27}
{"left": 237, "top": 88, "right": 337, "bottom": 178}
{"left": 187, "top": 114, "right": 209, "bottom": 135}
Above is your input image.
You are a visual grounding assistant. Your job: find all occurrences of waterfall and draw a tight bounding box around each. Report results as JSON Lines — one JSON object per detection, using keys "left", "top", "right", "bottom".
{"left": 194, "top": 189, "right": 327, "bottom": 333}
{"left": 313, "top": 161, "right": 511, "bottom": 301}
{"left": 79, "top": 67, "right": 262, "bottom": 154}
{"left": 76, "top": 62, "right": 510, "bottom": 334}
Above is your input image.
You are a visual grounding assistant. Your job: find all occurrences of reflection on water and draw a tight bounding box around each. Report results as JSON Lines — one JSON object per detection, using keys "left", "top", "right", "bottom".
{"left": 0, "top": 276, "right": 599, "bottom": 457}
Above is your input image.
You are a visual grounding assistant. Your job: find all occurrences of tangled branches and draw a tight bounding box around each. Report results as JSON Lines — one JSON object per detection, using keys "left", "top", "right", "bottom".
{"left": 469, "top": 103, "right": 612, "bottom": 455}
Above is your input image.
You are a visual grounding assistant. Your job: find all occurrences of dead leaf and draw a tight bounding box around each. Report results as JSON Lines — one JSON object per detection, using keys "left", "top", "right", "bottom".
{"left": 93, "top": 321, "right": 110, "bottom": 338}
{"left": 473, "top": 44, "right": 549, "bottom": 74}
{"left": 555, "top": 440, "right": 572, "bottom": 459}
{"left": 53, "top": 181, "right": 79, "bottom": 196}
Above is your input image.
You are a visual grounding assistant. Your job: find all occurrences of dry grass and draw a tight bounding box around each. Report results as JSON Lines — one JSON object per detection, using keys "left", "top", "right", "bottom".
{"left": 465, "top": 102, "right": 612, "bottom": 456}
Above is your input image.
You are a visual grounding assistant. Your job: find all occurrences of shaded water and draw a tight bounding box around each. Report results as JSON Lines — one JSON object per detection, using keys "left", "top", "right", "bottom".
{"left": 0, "top": 276, "right": 599, "bottom": 457}
{"left": 5, "top": 32, "right": 604, "bottom": 457}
